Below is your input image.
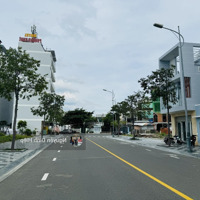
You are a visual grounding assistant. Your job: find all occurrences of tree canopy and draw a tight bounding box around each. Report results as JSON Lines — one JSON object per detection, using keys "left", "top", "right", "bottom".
{"left": 62, "top": 108, "right": 94, "bottom": 129}
{"left": 110, "top": 91, "right": 151, "bottom": 137}
{"left": 138, "top": 65, "right": 177, "bottom": 141}
{"left": 0, "top": 47, "right": 48, "bottom": 149}
{"left": 138, "top": 66, "right": 177, "bottom": 109}
{"left": 31, "top": 92, "right": 65, "bottom": 125}
{"left": 102, "top": 113, "right": 113, "bottom": 132}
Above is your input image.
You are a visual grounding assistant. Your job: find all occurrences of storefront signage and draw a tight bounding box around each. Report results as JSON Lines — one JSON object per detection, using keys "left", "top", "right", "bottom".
{"left": 19, "top": 37, "right": 42, "bottom": 43}
{"left": 25, "top": 33, "right": 37, "bottom": 38}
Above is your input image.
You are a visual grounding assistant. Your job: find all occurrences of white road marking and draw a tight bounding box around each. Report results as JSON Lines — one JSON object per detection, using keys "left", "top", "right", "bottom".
{"left": 145, "top": 149, "right": 152, "bottom": 152}
{"left": 58, "top": 150, "right": 61, "bottom": 153}
{"left": 169, "top": 154, "right": 180, "bottom": 159}
{"left": 52, "top": 158, "right": 57, "bottom": 161}
{"left": 119, "top": 142, "right": 128, "bottom": 145}
{"left": 41, "top": 173, "right": 49, "bottom": 181}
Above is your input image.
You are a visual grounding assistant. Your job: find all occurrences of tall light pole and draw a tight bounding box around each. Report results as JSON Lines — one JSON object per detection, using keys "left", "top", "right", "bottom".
{"left": 103, "top": 89, "right": 115, "bottom": 137}
{"left": 153, "top": 23, "right": 191, "bottom": 152}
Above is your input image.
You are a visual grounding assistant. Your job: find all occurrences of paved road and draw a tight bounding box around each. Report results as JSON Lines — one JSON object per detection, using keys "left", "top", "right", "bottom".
{"left": 0, "top": 134, "right": 199, "bottom": 200}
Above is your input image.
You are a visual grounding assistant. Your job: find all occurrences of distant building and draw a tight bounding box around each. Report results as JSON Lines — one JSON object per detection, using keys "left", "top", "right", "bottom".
{"left": 0, "top": 26, "right": 56, "bottom": 132}
{"left": 152, "top": 98, "right": 171, "bottom": 132}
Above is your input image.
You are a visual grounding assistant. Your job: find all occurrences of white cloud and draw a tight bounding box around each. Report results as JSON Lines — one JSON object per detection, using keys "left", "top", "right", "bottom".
{"left": 58, "top": 91, "right": 78, "bottom": 103}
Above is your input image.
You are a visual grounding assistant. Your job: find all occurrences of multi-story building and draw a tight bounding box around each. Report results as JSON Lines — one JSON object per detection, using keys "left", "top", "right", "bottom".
{"left": 152, "top": 98, "right": 171, "bottom": 133}
{"left": 159, "top": 42, "right": 200, "bottom": 144}
{"left": 0, "top": 26, "right": 56, "bottom": 132}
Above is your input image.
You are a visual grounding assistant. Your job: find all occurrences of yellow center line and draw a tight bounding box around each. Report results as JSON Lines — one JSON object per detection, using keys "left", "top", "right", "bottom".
{"left": 87, "top": 138, "right": 193, "bottom": 200}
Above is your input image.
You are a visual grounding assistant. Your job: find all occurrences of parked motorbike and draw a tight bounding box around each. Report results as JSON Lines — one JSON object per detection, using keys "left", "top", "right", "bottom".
{"left": 174, "top": 135, "right": 184, "bottom": 145}
{"left": 164, "top": 135, "right": 184, "bottom": 146}
{"left": 164, "top": 136, "right": 175, "bottom": 146}
{"left": 190, "top": 135, "right": 196, "bottom": 147}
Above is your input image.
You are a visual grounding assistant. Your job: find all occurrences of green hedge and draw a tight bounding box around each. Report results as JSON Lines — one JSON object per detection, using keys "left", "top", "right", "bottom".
{"left": 0, "top": 132, "right": 6, "bottom": 136}
{"left": 0, "top": 134, "right": 32, "bottom": 143}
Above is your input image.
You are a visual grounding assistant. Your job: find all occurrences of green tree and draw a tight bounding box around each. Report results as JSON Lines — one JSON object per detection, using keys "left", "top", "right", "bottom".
{"left": 48, "top": 94, "right": 65, "bottom": 128}
{"left": 31, "top": 92, "right": 65, "bottom": 137}
{"left": 111, "top": 103, "right": 126, "bottom": 135}
{"left": 138, "top": 66, "right": 177, "bottom": 143}
{"left": 17, "top": 120, "right": 27, "bottom": 134}
{"left": 124, "top": 91, "right": 150, "bottom": 138}
{"left": 0, "top": 47, "right": 48, "bottom": 149}
{"left": 62, "top": 108, "right": 94, "bottom": 132}
{"left": 102, "top": 113, "right": 113, "bottom": 132}
{"left": 110, "top": 92, "right": 150, "bottom": 137}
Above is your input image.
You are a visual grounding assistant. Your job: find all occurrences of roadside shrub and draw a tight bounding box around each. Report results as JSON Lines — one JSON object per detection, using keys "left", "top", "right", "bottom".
{"left": 16, "top": 134, "right": 31, "bottom": 139}
{"left": 0, "top": 132, "right": 6, "bottom": 136}
{"left": 0, "top": 134, "right": 31, "bottom": 143}
{"left": 0, "top": 135, "right": 12, "bottom": 143}
{"left": 24, "top": 129, "right": 32, "bottom": 136}
{"left": 32, "top": 130, "right": 36, "bottom": 135}
{"left": 17, "top": 120, "right": 27, "bottom": 134}
{"left": 157, "top": 132, "right": 167, "bottom": 138}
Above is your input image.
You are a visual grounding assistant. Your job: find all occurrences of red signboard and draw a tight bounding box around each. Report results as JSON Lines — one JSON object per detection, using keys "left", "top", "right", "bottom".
{"left": 19, "top": 37, "right": 42, "bottom": 43}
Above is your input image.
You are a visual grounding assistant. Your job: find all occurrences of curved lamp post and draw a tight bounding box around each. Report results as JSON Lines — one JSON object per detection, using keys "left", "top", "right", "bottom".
{"left": 154, "top": 23, "right": 191, "bottom": 152}
{"left": 103, "top": 89, "right": 115, "bottom": 137}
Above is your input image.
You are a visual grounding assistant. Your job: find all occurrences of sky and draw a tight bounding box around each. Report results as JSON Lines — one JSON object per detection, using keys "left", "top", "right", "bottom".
{"left": 1, "top": 0, "right": 200, "bottom": 116}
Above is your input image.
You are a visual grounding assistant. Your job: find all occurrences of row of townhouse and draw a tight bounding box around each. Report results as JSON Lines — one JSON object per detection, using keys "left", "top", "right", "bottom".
{"left": 0, "top": 26, "right": 57, "bottom": 132}
{"left": 159, "top": 42, "right": 200, "bottom": 145}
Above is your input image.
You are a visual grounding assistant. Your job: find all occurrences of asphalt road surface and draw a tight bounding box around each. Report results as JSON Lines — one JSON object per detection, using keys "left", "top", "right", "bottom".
{"left": 0, "top": 134, "right": 199, "bottom": 200}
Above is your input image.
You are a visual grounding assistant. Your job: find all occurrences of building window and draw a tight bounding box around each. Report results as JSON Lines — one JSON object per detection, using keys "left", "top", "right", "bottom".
{"left": 162, "top": 114, "right": 171, "bottom": 122}
{"left": 162, "top": 114, "right": 166, "bottom": 122}
{"left": 184, "top": 77, "right": 191, "bottom": 98}
{"left": 153, "top": 114, "right": 158, "bottom": 122}
{"left": 176, "top": 56, "right": 180, "bottom": 74}
{"left": 193, "top": 46, "right": 200, "bottom": 66}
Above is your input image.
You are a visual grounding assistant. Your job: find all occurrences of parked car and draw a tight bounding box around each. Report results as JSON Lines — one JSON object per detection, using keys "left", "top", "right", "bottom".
{"left": 60, "top": 129, "right": 72, "bottom": 134}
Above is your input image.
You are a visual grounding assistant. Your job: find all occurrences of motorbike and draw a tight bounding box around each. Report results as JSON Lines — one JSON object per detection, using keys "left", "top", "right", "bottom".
{"left": 190, "top": 135, "right": 196, "bottom": 147}
{"left": 174, "top": 135, "right": 184, "bottom": 145}
{"left": 164, "top": 135, "right": 184, "bottom": 146}
{"left": 164, "top": 136, "right": 175, "bottom": 146}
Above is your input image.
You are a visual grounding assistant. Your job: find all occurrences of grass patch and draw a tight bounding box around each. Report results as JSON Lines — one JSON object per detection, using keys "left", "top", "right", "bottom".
{"left": 1, "top": 148, "right": 27, "bottom": 152}
{"left": 123, "top": 134, "right": 132, "bottom": 137}
{"left": 156, "top": 132, "right": 167, "bottom": 138}
{"left": 129, "top": 137, "right": 139, "bottom": 140}
{"left": 0, "top": 134, "right": 32, "bottom": 143}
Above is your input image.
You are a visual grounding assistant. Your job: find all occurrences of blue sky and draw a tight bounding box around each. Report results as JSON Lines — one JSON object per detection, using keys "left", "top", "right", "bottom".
{"left": 1, "top": 0, "right": 200, "bottom": 115}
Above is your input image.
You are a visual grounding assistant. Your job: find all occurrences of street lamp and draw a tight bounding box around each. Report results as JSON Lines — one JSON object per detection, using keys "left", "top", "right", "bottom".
{"left": 103, "top": 89, "right": 115, "bottom": 137}
{"left": 154, "top": 23, "right": 191, "bottom": 152}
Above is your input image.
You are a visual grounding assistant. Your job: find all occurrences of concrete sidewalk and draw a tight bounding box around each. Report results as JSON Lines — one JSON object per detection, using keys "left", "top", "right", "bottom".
{"left": 0, "top": 135, "right": 62, "bottom": 182}
{"left": 107, "top": 135, "right": 200, "bottom": 159}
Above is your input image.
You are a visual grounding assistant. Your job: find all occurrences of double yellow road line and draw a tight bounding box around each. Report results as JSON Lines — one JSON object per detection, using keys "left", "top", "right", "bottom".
{"left": 87, "top": 138, "right": 193, "bottom": 200}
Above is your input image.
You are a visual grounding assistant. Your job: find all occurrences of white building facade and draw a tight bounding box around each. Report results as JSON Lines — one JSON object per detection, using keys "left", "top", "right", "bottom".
{"left": 0, "top": 29, "right": 56, "bottom": 132}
